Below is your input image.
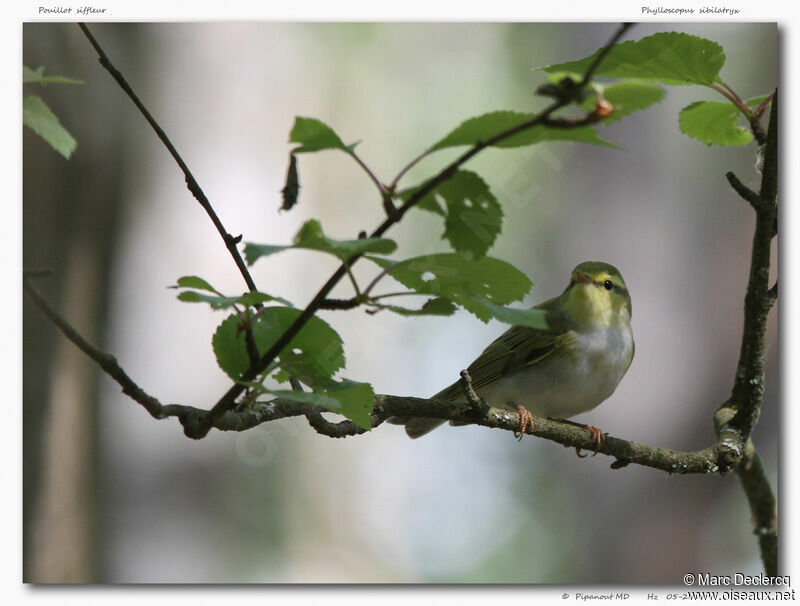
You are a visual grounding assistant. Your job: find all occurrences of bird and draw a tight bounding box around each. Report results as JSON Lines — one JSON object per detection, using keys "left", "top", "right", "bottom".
{"left": 391, "top": 261, "right": 634, "bottom": 450}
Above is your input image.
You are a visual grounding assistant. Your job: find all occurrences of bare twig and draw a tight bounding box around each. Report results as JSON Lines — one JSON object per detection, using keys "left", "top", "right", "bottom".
{"left": 24, "top": 275, "right": 167, "bottom": 420}
{"left": 725, "top": 172, "right": 768, "bottom": 214}
{"left": 77, "top": 23, "right": 259, "bottom": 297}
{"left": 737, "top": 439, "right": 777, "bottom": 576}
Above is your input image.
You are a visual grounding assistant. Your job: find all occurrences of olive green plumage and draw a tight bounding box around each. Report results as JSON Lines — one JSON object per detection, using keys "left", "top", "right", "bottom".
{"left": 396, "top": 261, "right": 634, "bottom": 439}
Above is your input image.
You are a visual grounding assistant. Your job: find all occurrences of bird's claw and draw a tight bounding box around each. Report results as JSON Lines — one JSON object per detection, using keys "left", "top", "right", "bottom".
{"left": 575, "top": 425, "right": 605, "bottom": 458}
{"left": 514, "top": 405, "right": 534, "bottom": 441}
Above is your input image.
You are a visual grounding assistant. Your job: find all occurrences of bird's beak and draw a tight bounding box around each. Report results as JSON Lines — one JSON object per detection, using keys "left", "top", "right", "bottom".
{"left": 575, "top": 270, "right": 592, "bottom": 285}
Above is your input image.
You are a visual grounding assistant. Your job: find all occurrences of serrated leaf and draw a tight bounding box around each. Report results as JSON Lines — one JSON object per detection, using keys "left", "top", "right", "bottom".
{"left": 267, "top": 379, "right": 375, "bottom": 429}
{"left": 173, "top": 275, "right": 219, "bottom": 293}
{"left": 583, "top": 81, "right": 665, "bottom": 124}
{"left": 290, "top": 116, "right": 348, "bottom": 153}
{"left": 23, "top": 65, "right": 83, "bottom": 85}
{"left": 244, "top": 219, "right": 397, "bottom": 264}
{"left": 23, "top": 95, "right": 77, "bottom": 159}
{"left": 212, "top": 308, "right": 344, "bottom": 380}
{"left": 367, "top": 254, "right": 532, "bottom": 322}
{"left": 468, "top": 297, "right": 548, "bottom": 329}
{"left": 540, "top": 32, "right": 726, "bottom": 86}
{"left": 404, "top": 170, "right": 502, "bottom": 258}
{"left": 430, "top": 110, "right": 620, "bottom": 151}
{"left": 372, "top": 297, "right": 457, "bottom": 317}
{"left": 177, "top": 290, "right": 292, "bottom": 310}
{"left": 679, "top": 101, "right": 752, "bottom": 146}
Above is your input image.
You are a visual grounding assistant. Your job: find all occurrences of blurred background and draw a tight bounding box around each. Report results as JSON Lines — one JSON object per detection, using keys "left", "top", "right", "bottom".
{"left": 23, "top": 22, "right": 778, "bottom": 583}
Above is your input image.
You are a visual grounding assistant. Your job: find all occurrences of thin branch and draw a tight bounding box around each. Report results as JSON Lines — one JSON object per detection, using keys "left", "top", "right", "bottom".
{"left": 24, "top": 276, "right": 167, "bottom": 420}
{"left": 541, "top": 114, "right": 601, "bottom": 129}
{"left": 737, "top": 438, "right": 778, "bottom": 575}
{"left": 578, "top": 23, "right": 633, "bottom": 86}
{"left": 317, "top": 297, "right": 360, "bottom": 310}
{"left": 726, "top": 171, "right": 768, "bottom": 213}
{"left": 77, "top": 23, "right": 259, "bottom": 297}
{"left": 167, "top": 394, "right": 730, "bottom": 474}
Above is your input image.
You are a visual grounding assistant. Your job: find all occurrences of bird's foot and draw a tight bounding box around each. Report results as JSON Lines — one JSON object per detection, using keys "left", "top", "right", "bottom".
{"left": 514, "top": 405, "right": 534, "bottom": 442}
{"left": 550, "top": 418, "right": 605, "bottom": 457}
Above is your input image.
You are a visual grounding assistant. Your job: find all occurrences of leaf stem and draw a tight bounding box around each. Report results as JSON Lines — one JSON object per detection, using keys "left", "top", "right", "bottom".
{"left": 711, "top": 82, "right": 750, "bottom": 117}
{"left": 347, "top": 149, "right": 387, "bottom": 196}
{"left": 343, "top": 263, "right": 362, "bottom": 297}
{"left": 370, "top": 291, "right": 421, "bottom": 301}
{"left": 390, "top": 149, "right": 433, "bottom": 191}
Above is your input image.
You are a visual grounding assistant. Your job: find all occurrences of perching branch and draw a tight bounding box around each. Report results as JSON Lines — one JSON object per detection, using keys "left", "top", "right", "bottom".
{"left": 22, "top": 267, "right": 744, "bottom": 476}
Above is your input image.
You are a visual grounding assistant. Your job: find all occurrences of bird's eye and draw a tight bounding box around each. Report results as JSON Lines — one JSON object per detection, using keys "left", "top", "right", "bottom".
{"left": 603, "top": 280, "right": 613, "bottom": 291}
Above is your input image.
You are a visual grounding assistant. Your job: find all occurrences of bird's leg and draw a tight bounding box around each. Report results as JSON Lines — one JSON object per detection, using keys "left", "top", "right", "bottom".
{"left": 513, "top": 404, "right": 534, "bottom": 442}
{"left": 549, "top": 418, "right": 605, "bottom": 457}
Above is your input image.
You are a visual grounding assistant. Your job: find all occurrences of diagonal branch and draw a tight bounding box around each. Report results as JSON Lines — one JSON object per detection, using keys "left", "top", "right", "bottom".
{"left": 77, "top": 23, "right": 259, "bottom": 296}
{"left": 24, "top": 273, "right": 167, "bottom": 421}
{"left": 193, "top": 24, "right": 637, "bottom": 436}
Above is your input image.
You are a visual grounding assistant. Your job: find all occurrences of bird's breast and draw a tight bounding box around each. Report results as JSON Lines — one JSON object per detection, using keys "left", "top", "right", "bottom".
{"left": 481, "top": 322, "right": 634, "bottom": 419}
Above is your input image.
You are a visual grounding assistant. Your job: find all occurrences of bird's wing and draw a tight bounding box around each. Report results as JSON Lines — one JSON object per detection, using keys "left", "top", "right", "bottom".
{"left": 435, "top": 296, "right": 568, "bottom": 401}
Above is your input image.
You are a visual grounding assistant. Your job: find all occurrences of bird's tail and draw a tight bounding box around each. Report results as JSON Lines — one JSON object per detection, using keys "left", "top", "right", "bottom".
{"left": 387, "top": 380, "right": 464, "bottom": 439}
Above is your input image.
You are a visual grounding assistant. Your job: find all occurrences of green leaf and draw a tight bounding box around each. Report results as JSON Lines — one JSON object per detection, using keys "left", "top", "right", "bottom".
{"left": 212, "top": 314, "right": 255, "bottom": 380}
{"left": 289, "top": 116, "right": 348, "bottom": 153}
{"left": 746, "top": 95, "right": 770, "bottom": 108}
{"left": 23, "top": 65, "right": 83, "bottom": 85}
{"left": 177, "top": 290, "right": 293, "bottom": 310}
{"left": 583, "top": 81, "right": 665, "bottom": 124}
{"left": 244, "top": 219, "right": 397, "bottom": 264}
{"left": 173, "top": 275, "right": 220, "bottom": 293}
{"left": 23, "top": 66, "right": 43, "bottom": 83}
{"left": 467, "top": 297, "right": 548, "bottom": 329}
{"left": 540, "top": 32, "right": 726, "bottom": 86}
{"left": 405, "top": 170, "right": 502, "bottom": 258}
{"left": 212, "top": 308, "right": 344, "bottom": 380}
{"left": 372, "top": 297, "right": 457, "bottom": 317}
{"left": 23, "top": 95, "right": 77, "bottom": 159}
{"left": 367, "top": 254, "right": 532, "bottom": 322}
{"left": 430, "top": 110, "right": 620, "bottom": 151}
{"left": 678, "top": 101, "right": 752, "bottom": 146}
{"left": 268, "top": 379, "right": 375, "bottom": 429}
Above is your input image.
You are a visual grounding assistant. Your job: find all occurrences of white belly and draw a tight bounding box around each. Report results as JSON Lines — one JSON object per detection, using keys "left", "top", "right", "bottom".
{"left": 477, "top": 324, "right": 633, "bottom": 419}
